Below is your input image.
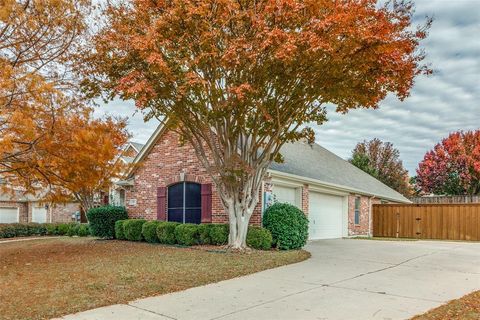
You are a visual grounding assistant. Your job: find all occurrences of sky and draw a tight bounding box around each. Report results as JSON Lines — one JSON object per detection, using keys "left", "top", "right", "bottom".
{"left": 94, "top": 0, "right": 480, "bottom": 176}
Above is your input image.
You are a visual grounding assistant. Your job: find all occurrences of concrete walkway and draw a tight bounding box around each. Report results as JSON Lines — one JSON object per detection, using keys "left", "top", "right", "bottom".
{"left": 59, "top": 239, "right": 480, "bottom": 320}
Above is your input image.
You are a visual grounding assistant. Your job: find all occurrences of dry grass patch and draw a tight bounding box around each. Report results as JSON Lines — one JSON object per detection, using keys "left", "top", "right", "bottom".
{"left": 412, "top": 290, "right": 480, "bottom": 320}
{"left": 0, "top": 237, "right": 309, "bottom": 320}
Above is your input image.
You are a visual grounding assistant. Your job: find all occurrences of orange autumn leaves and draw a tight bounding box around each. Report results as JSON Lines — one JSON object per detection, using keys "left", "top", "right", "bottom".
{"left": 0, "top": 0, "right": 129, "bottom": 209}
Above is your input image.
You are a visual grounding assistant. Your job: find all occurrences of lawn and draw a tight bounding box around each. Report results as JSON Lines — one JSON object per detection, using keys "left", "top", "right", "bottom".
{"left": 0, "top": 237, "right": 310, "bottom": 320}
{"left": 412, "top": 290, "right": 480, "bottom": 320}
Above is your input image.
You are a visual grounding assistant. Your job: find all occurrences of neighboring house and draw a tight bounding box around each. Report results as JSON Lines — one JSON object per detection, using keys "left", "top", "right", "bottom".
{"left": 117, "top": 124, "right": 410, "bottom": 239}
{"left": 109, "top": 141, "right": 145, "bottom": 206}
{"left": 0, "top": 190, "right": 80, "bottom": 224}
{"left": 411, "top": 195, "right": 480, "bottom": 204}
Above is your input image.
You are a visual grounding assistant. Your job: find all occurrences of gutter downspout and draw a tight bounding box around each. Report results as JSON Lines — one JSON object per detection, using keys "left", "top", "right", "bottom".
{"left": 368, "top": 196, "right": 375, "bottom": 237}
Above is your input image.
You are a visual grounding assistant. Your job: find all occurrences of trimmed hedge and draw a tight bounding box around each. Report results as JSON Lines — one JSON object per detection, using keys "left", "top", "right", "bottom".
{"left": 115, "top": 220, "right": 126, "bottom": 240}
{"left": 142, "top": 221, "right": 162, "bottom": 243}
{"left": 87, "top": 206, "right": 128, "bottom": 239}
{"left": 156, "top": 221, "right": 179, "bottom": 244}
{"left": 209, "top": 224, "right": 229, "bottom": 245}
{"left": 246, "top": 226, "right": 273, "bottom": 250}
{"left": 263, "top": 203, "right": 309, "bottom": 250}
{"left": 0, "top": 222, "right": 87, "bottom": 238}
{"left": 197, "top": 224, "right": 213, "bottom": 245}
{"left": 123, "top": 219, "right": 146, "bottom": 241}
{"left": 174, "top": 223, "right": 199, "bottom": 246}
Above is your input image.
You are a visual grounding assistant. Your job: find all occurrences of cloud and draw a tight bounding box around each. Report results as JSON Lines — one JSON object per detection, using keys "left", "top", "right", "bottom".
{"left": 95, "top": 0, "right": 480, "bottom": 175}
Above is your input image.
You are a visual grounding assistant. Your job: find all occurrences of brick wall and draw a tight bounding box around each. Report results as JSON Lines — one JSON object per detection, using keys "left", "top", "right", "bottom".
{"left": 347, "top": 195, "right": 382, "bottom": 236}
{"left": 125, "top": 130, "right": 262, "bottom": 225}
{"left": 49, "top": 203, "right": 80, "bottom": 223}
{"left": 301, "top": 184, "right": 309, "bottom": 214}
{"left": 0, "top": 201, "right": 28, "bottom": 223}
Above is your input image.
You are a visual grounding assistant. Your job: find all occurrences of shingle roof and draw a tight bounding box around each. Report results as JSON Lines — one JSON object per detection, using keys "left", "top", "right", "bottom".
{"left": 269, "top": 141, "right": 410, "bottom": 203}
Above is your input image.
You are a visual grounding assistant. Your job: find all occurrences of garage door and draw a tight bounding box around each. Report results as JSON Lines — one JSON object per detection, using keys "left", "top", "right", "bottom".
{"left": 272, "top": 185, "right": 299, "bottom": 207}
{"left": 308, "top": 192, "right": 344, "bottom": 239}
{"left": 0, "top": 207, "right": 19, "bottom": 223}
{"left": 32, "top": 205, "right": 47, "bottom": 223}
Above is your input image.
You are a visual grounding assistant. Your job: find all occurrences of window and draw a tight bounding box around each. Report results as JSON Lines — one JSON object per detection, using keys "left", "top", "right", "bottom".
{"left": 167, "top": 182, "right": 201, "bottom": 224}
{"left": 354, "top": 197, "right": 361, "bottom": 225}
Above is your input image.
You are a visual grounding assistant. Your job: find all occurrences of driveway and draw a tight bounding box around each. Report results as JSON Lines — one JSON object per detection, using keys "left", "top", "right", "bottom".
{"left": 60, "top": 239, "right": 480, "bottom": 320}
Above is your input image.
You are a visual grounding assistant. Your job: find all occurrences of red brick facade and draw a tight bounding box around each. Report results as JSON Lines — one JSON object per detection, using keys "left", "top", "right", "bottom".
{"left": 124, "top": 129, "right": 399, "bottom": 237}
{"left": 125, "top": 130, "right": 262, "bottom": 225}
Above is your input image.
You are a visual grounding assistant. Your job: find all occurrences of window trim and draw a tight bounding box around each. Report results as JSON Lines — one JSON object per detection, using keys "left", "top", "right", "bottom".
{"left": 354, "top": 197, "right": 361, "bottom": 225}
{"left": 167, "top": 182, "right": 201, "bottom": 224}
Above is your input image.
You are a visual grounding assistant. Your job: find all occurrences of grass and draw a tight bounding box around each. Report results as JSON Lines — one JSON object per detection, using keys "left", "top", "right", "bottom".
{"left": 412, "top": 290, "right": 480, "bottom": 320}
{"left": 0, "top": 237, "right": 310, "bottom": 320}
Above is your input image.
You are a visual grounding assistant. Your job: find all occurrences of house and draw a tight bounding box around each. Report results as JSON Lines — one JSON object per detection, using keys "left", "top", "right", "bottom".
{"left": 0, "top": 190, "right": 80, "bottom": 224}
{"left": 118, "top": 124, "right": 410, "bottom": 239}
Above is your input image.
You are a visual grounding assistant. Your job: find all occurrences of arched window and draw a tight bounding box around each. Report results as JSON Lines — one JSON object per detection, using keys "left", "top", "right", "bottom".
{"left": 167, "top": 182, "right": 201, "bottom": 224}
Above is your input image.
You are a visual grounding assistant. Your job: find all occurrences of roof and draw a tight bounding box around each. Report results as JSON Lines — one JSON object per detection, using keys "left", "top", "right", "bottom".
{"left": 129, "top": 142, "right": 145, "bottom": 153}
{"left": 119, "top": 156, "right": 135, "bottom": 164}
{"left": 269, "top": 141, "right": 410, "bottom": 203}
{"left": 125, "top": 123, "right": 410, "bottom": 203}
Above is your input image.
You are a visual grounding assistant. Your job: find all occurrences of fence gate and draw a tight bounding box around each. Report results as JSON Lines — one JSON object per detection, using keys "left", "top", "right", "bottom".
{"left": 372, "top": 203, "right": 480, "bottom": 241}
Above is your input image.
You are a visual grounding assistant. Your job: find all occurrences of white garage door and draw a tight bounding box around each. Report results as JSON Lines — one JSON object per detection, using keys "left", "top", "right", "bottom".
{"left": 32, "top": 205, "right": 47, "bottom": 223}
{"left": 308, "top": 192, "right": 344, "bottom": 240}
{"left": 272, "top": 185, "right": 299, "bottom": 207}
{"left": 0, "top": 207, "right": 19, "bottom": 223}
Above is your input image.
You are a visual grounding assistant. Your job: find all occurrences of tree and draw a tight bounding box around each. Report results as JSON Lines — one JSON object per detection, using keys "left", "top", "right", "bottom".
{"left": 0, "top": 0, "right": 90, "bottom": 192}
{"left": 350, "top": 138, "right": 412, "bottom": 197}
{"left": 86, "top": 0, "right": 430, "bottom": 249}
{"left": 42, "top": 111, "right": 130, "bottom": 212}
{"left": 416, "top": 130, "right": 480, "bottom": 196}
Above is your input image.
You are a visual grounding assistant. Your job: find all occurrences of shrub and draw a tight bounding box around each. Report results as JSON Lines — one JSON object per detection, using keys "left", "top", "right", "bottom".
{"left": 0, "top": 224, "right": 16, "bottom": 238}
{"left": 156, "top": 222, "right": 180, "bottom": 244}
{"left": 115, "top": 220, "right": 126, "bottom": 240}
{"left": 246, "top": 227, "right": 272, "bottom": 250}
{"left": 142, "top": 221, "right": 162, "bottom": 243}
{"left": 45, "top": 224, "right": 59, "bottom": 235}
{"left": 77, "top": 224, "right": 90, "bottom": 237}
{"left": 87, "top": 206, "right": 128, "bottom": 239}
{"left": 26, "top": 223, "right": 48, "bottom": 236}
{"left": 197, "top": 224, "right": 213, "bottom": 245}
{"left": 263, "top": 203, "right": 309, "bottom": 250}
{"left": 57, "top": 223, "right": 71, "bottom": 235}
{"left": 123, "top": 219, "right": 146, "bottom": 241}
{"left": 67, "top": 224, "right": 80, "bottom": 237}
{"left": 209, "top": 224, "right": 229, "bottom": 245}
{"left": 174, "top": 224, "right": 199, "bottom": 246}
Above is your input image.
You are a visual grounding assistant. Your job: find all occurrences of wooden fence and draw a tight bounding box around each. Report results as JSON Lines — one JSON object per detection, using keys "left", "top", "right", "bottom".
{"left": 372, "top": 203, "right": 480, "bottom": 241}
{"left": 410, "top": 195, "right": 480, "bottom": 204}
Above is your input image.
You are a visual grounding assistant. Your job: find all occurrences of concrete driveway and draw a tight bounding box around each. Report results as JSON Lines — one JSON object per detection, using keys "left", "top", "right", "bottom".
{"left": 61, "top": 239, "right": 480, "bottom": 320}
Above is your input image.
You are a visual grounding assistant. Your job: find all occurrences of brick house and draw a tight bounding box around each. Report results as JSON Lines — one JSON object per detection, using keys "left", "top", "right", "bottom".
{"left": 117, "top": 124, "right": 410, "bottom": 239}
{"left": 0, "top": 191, "right": 80, "bottom": 224}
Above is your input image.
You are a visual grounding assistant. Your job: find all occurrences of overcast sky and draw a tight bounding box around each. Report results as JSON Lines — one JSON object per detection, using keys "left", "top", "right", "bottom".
{"left": 94, "top": 0, "right": 480, "bottom": 176}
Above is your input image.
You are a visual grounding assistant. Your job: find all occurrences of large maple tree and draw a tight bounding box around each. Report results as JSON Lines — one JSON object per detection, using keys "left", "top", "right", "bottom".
{"left": 416, "top": 130, "right": 480, "bottom": 196}
{"left": 86, "top": 0, "right": 430, "bottom": 249}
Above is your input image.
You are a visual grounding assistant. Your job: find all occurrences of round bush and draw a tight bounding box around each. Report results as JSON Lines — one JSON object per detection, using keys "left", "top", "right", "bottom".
{"left": 174, "top": 224, "right": 199, "bottom": 246}
{"left": 67, "top": 224, "right": 80, "bottom": 237}
{"left": 57, "top": 223, "right": 71, "bottom": 235}
{"left": 263, "top": 203, "right": 308, "bottom": 250}
{"left": 156, "top": 222, "right": 180, "bottom": 244}
{"left": 142, "top": 221, "right": 162, "bottom": 243}
{"left": 123, "top": 219, "right": 146, "bottom": 241}
{"left": 87, "top": 206, "right": 128, "bottom": 239}
{"left": 246, "top": 227, "right": 272, "bottom": 250}
{"left": 77, "top": 224, "right": 90, "bottom": 237}
{"left": 115, "top": 220, "right": 126, "bottom": 240}
{"left": 197, "top": 224, "right": 213, "bottom": 245}
{"left": 209, "top": 224, "right": 229, "bottom": 245}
